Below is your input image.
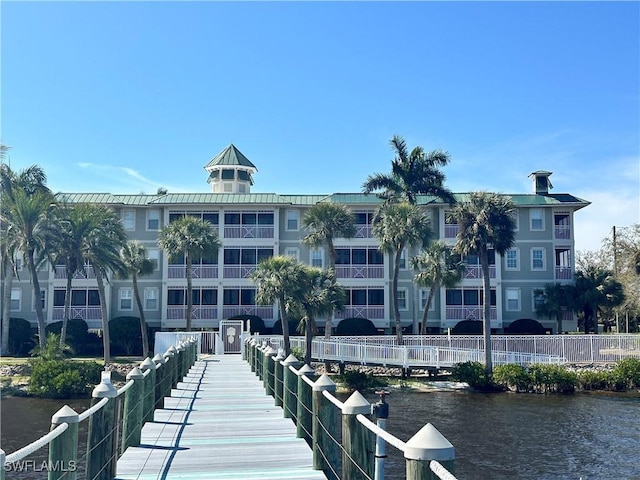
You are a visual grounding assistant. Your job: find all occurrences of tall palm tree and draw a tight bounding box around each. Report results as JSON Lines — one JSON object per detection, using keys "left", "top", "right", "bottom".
{"left": 450, "top": 191, "right": 517, "bottom": 375}
{"left": 120, "top": 240, "right": 155, "bottom": 358}
{"left": 412, "top": 240, "right": 465, "bottom": 335}
{"left": 78, "top": 204, "right": 128, "bottom": 363}
{"left": 158, "top": 216, "right": 221, "bottom": 331}
{"left": 250, "top": 256, "right": 305, "bottom": 355}
{"left": 571, "top": 266, "right": 625, "bottom": 333}
{"left": 362, "top": 135, "right": 456, "bottom": 206}
{"left": 302, "top": 202, "right": 355, "bottom": 341}
{"left": 534, "top": 283, "right": 572, "bottom": 334}
{"left": 373, "top": 202, "right": 432, "bottom": 344}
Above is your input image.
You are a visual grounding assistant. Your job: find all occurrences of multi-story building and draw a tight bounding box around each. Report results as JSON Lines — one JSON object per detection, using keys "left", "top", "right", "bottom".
{"left": 7, "top": 144, "right": 589, "bottom": 334}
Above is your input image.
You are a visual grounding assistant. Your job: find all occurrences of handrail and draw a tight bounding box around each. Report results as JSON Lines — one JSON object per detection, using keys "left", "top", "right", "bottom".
{"left": 430, "top": 460, "right": 458, "bottom": 480}
{"left": 5, "top": 423, "right": 68, "bottom": 464}
{"left": 356, "top": 413, "right": 407, "bottom": 451}
{"left": 117, "top": 378, "right": 135, "bottom": 396}
{"left": 78, "top": 396, "right": 109, "bottom": 422}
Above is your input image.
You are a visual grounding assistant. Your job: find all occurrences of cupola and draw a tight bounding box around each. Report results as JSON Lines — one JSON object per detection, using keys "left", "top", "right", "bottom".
{"left": 204, "top": 144, "right": 257, "bottom": 194}
{"left": 528, "top": 170, "right": 553, "bottom": 195}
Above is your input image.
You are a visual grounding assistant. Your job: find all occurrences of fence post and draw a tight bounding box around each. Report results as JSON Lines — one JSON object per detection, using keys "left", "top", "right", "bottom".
{"left": 342, "top": 391, "right": 374, "bottom": 480}
{"left": 120, "top": 367, "right": 145, "bottom": 454}
{"left": 282, "top": 354, "right": 302, "bottom": 421}
{"left": 296, "top": 364, "right": 315, "bottom": 446}
{"left": 261, "top": 345, "right": 271, "bottom": 385}
{"left": 405, "top": 423, "right": 455, "bottom": 480}
{"left": 312, "top": 374, "right": 338, "bottom": 479}
{"left": 162, "top": 348, "right": 175, "bottom": 400}
{"left": 140, "top": 357, "right": 157, "bottom": 424}
{"left": 274, "top": 349, "right": 285, "bottom": 407}
{"left": 48, "top": 405, "right": 79, "bottom": 480}
{"left": 263, "top": 347, "right": 277, "bottom": 396}
{"left": 152, "top": 354, "right": 166, "bottom": 410}
{"left": 86, "top": 371, "right": 118, "bottom": 480}
{"left": 176, "top": 342, "right": 187, "bottom": 378}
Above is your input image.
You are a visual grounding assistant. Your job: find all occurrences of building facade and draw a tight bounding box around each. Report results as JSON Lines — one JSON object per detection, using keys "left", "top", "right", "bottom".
{"left": 7, "top": 145, "right": 590, "bottom": 334}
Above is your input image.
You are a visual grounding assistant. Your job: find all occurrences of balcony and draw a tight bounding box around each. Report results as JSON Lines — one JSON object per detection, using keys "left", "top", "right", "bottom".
{"left": 53, "top": 306, "right": 102, "bottom": 321}
{"left": 335, "top": 265, "right": 384, "bottom": 279}
{"left": 555, "top": 266, "right": 572, "bottom": 280}
{"left": 463, "top": 265, "right": 496, "bottom": 279}
{"left": 222, "top": 306, "right": 274, "bottom": 321}
{"left": 334, "top": 306, "right": 385, "bottom": 320}
{"left": 167, "top": 265, "right": 218, "bottom": 279}
{"left": 166, "top": 306, "right": 218, "bottom": 320}
{"left": 54, "top": 265, "right": 96, "bottom": 280}
{"left": 224, "top": 226, "right": 274, "bottom": 239}
{"left": 354, "top": 225, "right": 373, "bottom": 239}
{"left": 444, "top": 224, "right": 459, "bottom": 239}
{"left": 223, "top": 266, "right": 257, "bottom": 279}
{"left": 554, "top": 226, "right": 571, "bottom": 240}
{"left": 446, "top": 306, "right": 497, "bottom": 322}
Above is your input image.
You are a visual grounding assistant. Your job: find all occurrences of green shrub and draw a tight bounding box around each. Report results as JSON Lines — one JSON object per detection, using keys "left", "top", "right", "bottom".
{"left": 2, "top": 318, "right": 35, "bottom": 356}
{"left": 30, "top": 333, "right": 72, "bottom": 360}
{"left": 506, "top": 318, "right": 547, "bottom": 335}
{"left": 46, "top": 319, "right": 92, "bottom": 353}
{"left": 451, "top": 320, "right": 483, "bottom": 335}
{"left": 576, "top": 369, "right": 613, "bottom": 391}
{"left": 492, "top": 364, "right": 530, "bottom": 392}
{"left": 334, "top": 318, "right": 378, "bottom": 336}
{"left": 28, "top": 357, "right": 101, "bottom": 398}
{"left": 450, "top": 361, "right": 491, "bottom": 389}
{"left": 612, "top": 358, "right": 640, "bottom": 390}
{"left": 337, "top": 370, "right": 387, "bottom": 392}
{"left": 528, "top": 364, "right": 577, "bottom": 394}
{"left": 109, "top": 316, "right": 142, "bottom": 355}
{"left": 290, "top": 346, "right": 304, "bottom": 362}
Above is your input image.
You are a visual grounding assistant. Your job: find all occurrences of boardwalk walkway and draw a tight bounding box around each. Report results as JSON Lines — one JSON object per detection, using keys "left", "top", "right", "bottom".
{"left": 116, "top": 355, "right": 326, "bottom": 480}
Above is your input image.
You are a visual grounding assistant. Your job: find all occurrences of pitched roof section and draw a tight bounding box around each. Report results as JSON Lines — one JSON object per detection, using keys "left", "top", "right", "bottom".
{"left": 149, "top": 193, "right": 293, "bottom": 205}
{"left": 56, "top": 193, "right": 124, "bottom": 204}
{"left": 204, "top": 144, "right": 257, "bottom": 170}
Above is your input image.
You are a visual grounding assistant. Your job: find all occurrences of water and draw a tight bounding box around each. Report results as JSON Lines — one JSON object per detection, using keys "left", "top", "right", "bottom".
{"left": 1, "top": 392, "right": 638, "bottom": 479}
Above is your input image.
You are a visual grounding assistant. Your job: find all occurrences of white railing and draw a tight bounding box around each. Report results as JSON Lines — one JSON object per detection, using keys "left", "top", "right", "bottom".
{"left": 334, "top": 306, "right": 385, "bottom": 320}
{"left": 167, "top": 265, "right": 218, "bottom": 279}
{"left": 462, "top": 265, "right": 496, "bottom": 279}
{"left": 445, "top": 306, "right": 497, "bottom": 321}
{"left": 166, "top": 306, "right": 218, "bottom": 320}
{"left": 52, "top": 306, "right": 102, "bottom": 321}
{"left": 223, "top": 226, "right": 274, "bottom": 239}
{"left": 335, "top": 265, "right": 384, "bottom": 279}
{"left": 222, "top": 266, "right": 257, "bottom": 278}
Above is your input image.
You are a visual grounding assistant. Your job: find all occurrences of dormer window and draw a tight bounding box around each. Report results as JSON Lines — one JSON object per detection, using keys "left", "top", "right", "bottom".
{"left": 529, "top": 170, "right": 553, "bottom": 195}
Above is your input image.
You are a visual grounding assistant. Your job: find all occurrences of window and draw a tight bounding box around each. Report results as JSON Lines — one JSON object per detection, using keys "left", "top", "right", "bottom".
{"left": 505, "top": 288, "right": 521, "bottom": 311}
{"left": 533, "top": 291, "right": 545, "bottom": 311}
{"left": 144, "top": 288, "right": 158, "bottom": 310}
{"left": 223, "top": 288, "right": 255, "bottom": 306}
{"left": 286, "top": 210, "right": 299, "bottom": 231}
{"left": 284, "top": 247, "right": 299, "bottom": 260}
{"left": 32, "top": 289, "right": 46, "bottom": 311}
{"left": 147, "top": 248, "right": 160, "bottom": 271}
{"left": 505, "top": 248, "right": 519, "bottom": 271}
{"left": 120, "top": 288, "right": 133, "bottom": 310}
{"left": 399, "top": 249, "right": 407, "bottom": 269}
{"left": 122, "top": 210, "right": 135, "bottom": 231}
{"left": 14, "top": 253, "right": 23, "bottom": 271}
{"left": 397, "top": 289, "right": 408, "bottom": 310}
{"left": 530, "top": 208, "right": 544, "bottom": 231}
{"left": 11, "top": 289, "right": 21, "bottom": 311}
{"left": 147, "top": 210, "right": 160, "bottom": 230}
{"left": 310, "top": 248, "right": 324, "bottom": 268}
{"left": 511, "top": 211, "right": 520, "bottom": 231}
{"left": 419, "top": 289, "right": 436, "bottom": 311}
{"left": 531, "top": 248, "right": 546, "bottom": 270}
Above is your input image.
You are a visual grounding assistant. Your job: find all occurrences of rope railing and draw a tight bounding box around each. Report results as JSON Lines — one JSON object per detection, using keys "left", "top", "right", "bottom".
{"left": 2, "top": 338, "right": 200, "bottom": 480}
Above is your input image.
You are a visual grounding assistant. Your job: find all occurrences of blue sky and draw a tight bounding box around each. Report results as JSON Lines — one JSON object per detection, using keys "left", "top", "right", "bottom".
{"left": 2, "top": 1, "right": 638, "bottom": 252}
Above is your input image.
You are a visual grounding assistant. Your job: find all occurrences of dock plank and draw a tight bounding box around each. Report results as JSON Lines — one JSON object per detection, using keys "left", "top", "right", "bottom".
{"left": 116, "top": 355, "right": 326, "bottom": 480}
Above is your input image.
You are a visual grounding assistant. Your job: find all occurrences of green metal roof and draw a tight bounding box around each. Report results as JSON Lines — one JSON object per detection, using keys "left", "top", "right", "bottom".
{"left": 280, "top": 195, "right": 331, "bottom": 205}
{"left": 148, "top": 193, "right": 293, "bottom": 205}
{"left": 204, "top": 144, "right": 257, "bottom": 170}
{"left": 56, "top": 193, "right": 124, "bottom": 204}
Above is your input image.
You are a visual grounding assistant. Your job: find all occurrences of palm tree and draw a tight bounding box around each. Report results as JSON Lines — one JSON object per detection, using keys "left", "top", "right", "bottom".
{"left": 373, "top": 202, "right": 432, "bottom": 344}
{"left": 450, "top": 191, "right": 517, "bottom": 375}
{"left": 120, "top": 240, "right": 155, "bottom": 358}
{"left": 411, "top": 240, "right": 465, "bottom": 335}
{"left": 250, "top": 256, "right": 305, "bottom": 355}
{"left": 302, "top": 202, "right": 355, "bottom": 340}
{"left": 158, "top": 216, "right": 221, "bottom": 331}
{"left": 362, "top": 135, "right": 456, "bottom": 206}
{"left": 534, "top": 283, "right": 572, "bottom": 334}
{"left": 571, "top": 266, "right": 625, "bottom": 333}
{"left": 78, "top": 204, "right": 128, "bottom": 363}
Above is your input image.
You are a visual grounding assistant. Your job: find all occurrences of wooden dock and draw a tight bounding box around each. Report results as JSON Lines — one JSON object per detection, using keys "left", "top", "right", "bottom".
{"left": 116, "top": 355, "right": 326, "bottom": 480}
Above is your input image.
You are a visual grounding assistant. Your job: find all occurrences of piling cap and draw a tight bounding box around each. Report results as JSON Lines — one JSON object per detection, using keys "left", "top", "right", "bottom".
{"left": 264, "top": 346, "right": 276, "bottom": 356}
{"left": 92, "top": 372, "right": 118, "bottom": 398}
{"left": 52, "top": 405, "right": 79, "bottom": 424}
{"left": 312, "top": 373, "right": 337, "bottom": 392}
{"left": 282, "top": 354, "right": 300, "bottom": 366}
{"left": 342, "top": 391, "right": 371, "bottom": 415}
{"left": 126, "top": 366, "right": 144, "bottom": 381}
{"left": 167, "top": 345, "right": 178, "bottom": 354}
{"left": 404, "top": 423, "right": 455, "bottom": 461}
{"left": 298, "top": 364, "right": 315, "bottom": 376}
{"left": 176, "top": 343, "right": 186, "bottom": 352}
{"left": 152, "top": 353, "right": 166, "bottom": 365}
{"left": 140, "top": 357, "right": 157, "bottom": 371}
{"left": 274, "top": 349, "right": 285, "bottom": 361}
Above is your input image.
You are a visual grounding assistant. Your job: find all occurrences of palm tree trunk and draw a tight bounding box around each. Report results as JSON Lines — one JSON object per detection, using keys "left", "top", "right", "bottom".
{"left": 95, "top": 270, "right": 111, "bottom": 364}
{"left": 27, "top": 249, "right": 46, "bottom": 349}
{"left": 278, "top": 293, "right": 290, "bottom": 355}
{"left": 420, "top": 284, "right": 437, "bottom": 335}
{"left": 305, "top": 315, "right": 313, "bottom": 365}
{"left": 132, "top": 273, "right": 149, "bottom": 358}
{"left": 61, "top": 268, "right": 73, "bottom": 346}
{"left": 185, "top": 254, "right": 193, "bottom": 331}
{"left": 325, "top": 247, "right": 337, "bottom": 372}
{"left": 2, "top": 258, "right": 13, "bottom": 353}
{"left": 393, "top": 248, "right": 403, "bottom": 345}
{"left": 480, "top": 250, "right": 492, "bottom": 376}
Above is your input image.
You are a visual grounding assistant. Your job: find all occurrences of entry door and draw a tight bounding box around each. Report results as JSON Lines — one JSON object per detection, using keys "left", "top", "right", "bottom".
{"left": 220, "top": 320, "right": 244, "bottom": 354}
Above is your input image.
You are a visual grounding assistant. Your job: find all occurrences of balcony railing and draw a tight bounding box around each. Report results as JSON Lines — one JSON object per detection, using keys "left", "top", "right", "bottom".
{"left": 554, "top": 226, "right": 571, "bottom": 239}
{"left": 463, "top": 265, "right": 496, "bottom": 279}
{"left": 335, "top": 265, "right": 384, "bottom": 279}
{"left": 54, "top": 265, "right": 96, "bottom": 280}
{"left": 222, "top": 306, "right": 274, "bottom": 320}
{"left": 52, "top": 306, "right": 102, "bottom": 321}
{"left": 555, "top": 266, "right": 572, "bottom": 280}
{"left": 166, "top": 306, "right": 218, "bottom": 320}
{"left": 223, "top": 266, "right": 257, "bottom": 279}
{"left": 167, "top": 265, "right": 218, "bottom": 279}
{"left": 444, "top": 224, "right": 459, "bottom": 239}
{"left": 223, "top": 226, "right": 274, "bottom": 239}
{"left": 446, "top": 306, "right": 497, "bottom": 321}
{"left": 334, "top": 306, "right": 385, "bottom": 320}
{"left": 354, "top": 225, "right": 373, "bottom": 238}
